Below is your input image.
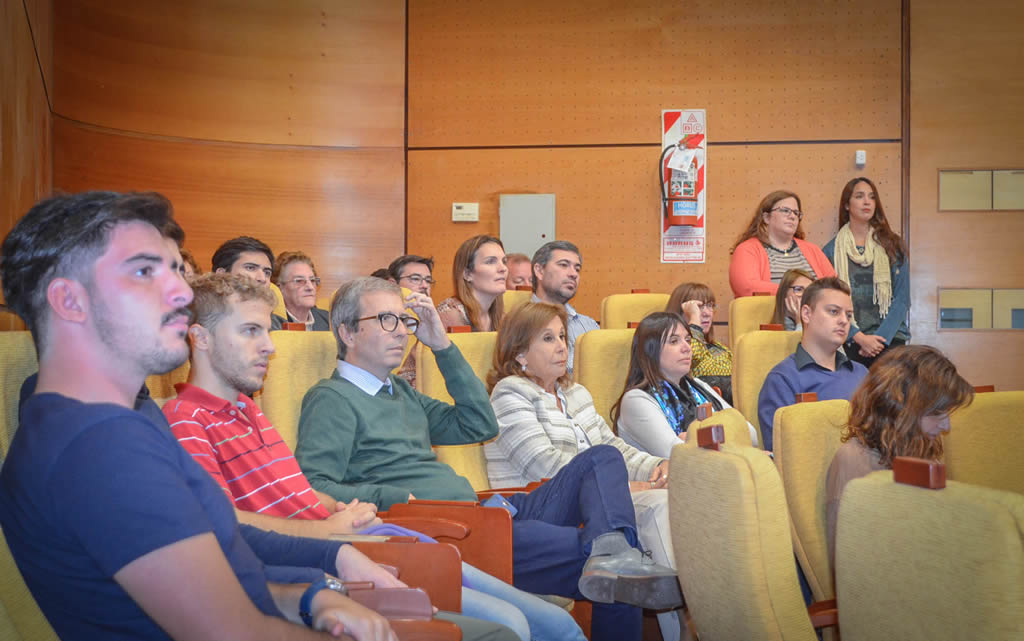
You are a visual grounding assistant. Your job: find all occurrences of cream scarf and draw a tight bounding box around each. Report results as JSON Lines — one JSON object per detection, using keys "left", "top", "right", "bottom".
{"left": 834, "top": 223, "right": 892, "bottom": 319}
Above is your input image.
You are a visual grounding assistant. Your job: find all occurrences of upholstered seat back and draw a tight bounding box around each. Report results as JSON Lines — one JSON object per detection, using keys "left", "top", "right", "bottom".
{"left": 572, "top": 328, "right": 634, "bottom": 426}
{"left": 502, "top": 289, "right": 532, "bottom": 314}
{"left": 260, "top": 331, "right": 338, "bottom": 451}
{"left": 732, "top": 329, "right": 801, "bottom": 439}
{"left": 416, "top": 332, "right": 497, "bottom": 405}
{"left": 728, "top": 295, "right": 776, "bottom": 348}
{"left": 600, "top": 293, "right": 670, "bottom": 329}
{"left": 836, "top": 471, "right": 1024, "bottom": 640}
{"left": 945, "top": 390, "right": 1024, "bottom": 495}
{"left": 772, "top": 399, "right": 851, "bottom": 601}
{"left": 0, "top": 332, "right": 37, "bottom": 462}
{"left": 668, "top": 443, "right": 817, "bottom": 641}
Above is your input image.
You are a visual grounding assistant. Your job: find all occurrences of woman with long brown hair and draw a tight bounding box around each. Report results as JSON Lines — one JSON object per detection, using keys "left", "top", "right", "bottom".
{"left": 665, "top": 283, "right": 733, "bottom": 403}
{"left": 823, "top": 177, "right": 910, "bottom": 367}
{"left": 825, "top": 345, "right": 973, "bottom": 563}
{"left": 728, "top": 190, "right": 835, "bottom": 297}
{"left": 610, "top": 312, "right": 754, "bottom": 458}
{"left": 437, "top": 235, "right": 508, "bottom": 331}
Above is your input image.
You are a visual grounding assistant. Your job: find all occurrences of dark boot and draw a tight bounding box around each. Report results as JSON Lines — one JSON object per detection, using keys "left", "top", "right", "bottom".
{"left": 579, "top": 533, "right": 683, "bottom": 610}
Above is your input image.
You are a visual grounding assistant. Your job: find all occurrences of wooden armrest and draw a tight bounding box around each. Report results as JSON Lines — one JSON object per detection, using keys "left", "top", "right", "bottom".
{"left": 795, "top": 392, "right": 818, "bottom": 403}
{"left": 386, "top": 502, "right": 514, "bottom": 583}
{"left": 627, "top": 321, "right": 640, "bottom": 328}
{"left": 328, "top": 534, "right": 420, "bottom": 543}
{"left": 695, "top": 402, "right": 713, "bottom": 421}
{"left": 390, "top": 618, "right": 462, "bottom": 641}
{"left": 515, "top": 285, "right": 532, "bottom": 291}
{"left": 807, "top": 598, "right": 837, "bottom": 629}
{"left": 280, "top": 322, "right": 306, "bottom": 331}
{"left": 446, "top": 325, "right": 472, "bottom": 333}
{"left": 476, "top": 478, "right": 549, "bottom": 500}
{"left": 973, "top": 384, "right": 995, "bottom": 393}
{"left": 759, "top": 323, "right": 784, "bottom": 331}
{"left": 893, "top": 456, "right": 946, "bottom": 489}
{"left": 405, "top": 499, "right": 480, "bottom": 507}
{"left": 697, "top": 424, "right": 724, "bottom": 450}
{"left": 352, "top": 541, "right": 463, "bottom": 613}
{"left": 753, "top": 291, "right": 772, "bottom": 296}
{"left": 631, "top": 288, "right": 650, "bottom": 293}
{"left": 383, "top": 517, "right": 471, "bottom": 540}
{"left": 348, "top": 586, "right": 433, "bottom": 620}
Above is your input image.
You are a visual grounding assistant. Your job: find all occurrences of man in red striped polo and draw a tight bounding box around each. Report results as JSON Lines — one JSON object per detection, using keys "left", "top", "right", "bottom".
{"left": 163, "top": 272, "right": 381, "bottom": 537}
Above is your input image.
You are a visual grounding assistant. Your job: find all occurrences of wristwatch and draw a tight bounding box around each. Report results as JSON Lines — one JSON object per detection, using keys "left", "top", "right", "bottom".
{"left": 299, "top": 575, "right": 347, "bottom": 627}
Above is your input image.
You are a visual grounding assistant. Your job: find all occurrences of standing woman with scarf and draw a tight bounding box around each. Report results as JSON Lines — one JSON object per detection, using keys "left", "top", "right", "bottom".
{"left": 823, "top": 177, "right": 910, "bottom": 367}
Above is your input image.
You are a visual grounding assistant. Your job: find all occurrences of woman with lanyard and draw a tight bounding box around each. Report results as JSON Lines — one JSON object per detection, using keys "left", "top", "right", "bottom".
{"left": 728, "top": 189, "right": 835, "bottom": 297}
{"left": 611, "top": 312, "right": 756, "bottom": 459}
{"left": 823, "top": 177, "right": 910, "bottom": 367}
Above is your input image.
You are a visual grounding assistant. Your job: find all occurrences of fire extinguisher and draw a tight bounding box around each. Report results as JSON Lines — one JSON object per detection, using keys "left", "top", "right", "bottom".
{"left": 659, "top": 133, "right": 705, "bottom": 223}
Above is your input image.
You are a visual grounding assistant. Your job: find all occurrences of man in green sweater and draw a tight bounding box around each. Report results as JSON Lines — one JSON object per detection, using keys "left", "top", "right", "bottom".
{"left": 294, "top": 278, "right": 682, "bottom": 641}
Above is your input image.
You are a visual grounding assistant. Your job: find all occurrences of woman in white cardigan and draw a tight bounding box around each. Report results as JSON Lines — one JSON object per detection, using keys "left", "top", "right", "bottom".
{"left": 610, "top": 312, "right": 757, "bottom": 458}
{"left": 486, "top": 303, "right": 685, "bottom": 641}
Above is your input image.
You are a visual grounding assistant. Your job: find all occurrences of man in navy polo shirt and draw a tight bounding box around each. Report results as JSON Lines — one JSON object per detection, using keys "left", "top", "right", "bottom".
{"left": 758, "top": 277, "right": 869, "bottom": 451}
{"left": 0, "top": 192, "right": 514, "bottom": 641}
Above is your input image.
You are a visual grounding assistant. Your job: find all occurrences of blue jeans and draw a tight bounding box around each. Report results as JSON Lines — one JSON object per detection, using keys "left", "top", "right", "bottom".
{"left": 462, "top": 562, "right": 586, "bottom": 641}
{"left": 505, "top": 445, "right": 644, "bottom": 641}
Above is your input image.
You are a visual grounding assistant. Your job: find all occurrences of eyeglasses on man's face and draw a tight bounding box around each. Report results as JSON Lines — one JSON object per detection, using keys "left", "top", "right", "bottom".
{"left": 357, "top": 312, "right": 419, "bottom": 334}
{"left": 790, "top": 285, "right": 806, "bottom": 295}
{"left": 771, "top": 206, "right": 803, "bottom": 221}
{"left": 285, "top": 277, "right": 321, "bottom": 288}
{"left": 399, "top": 274, "right": 436, "bottom": 287}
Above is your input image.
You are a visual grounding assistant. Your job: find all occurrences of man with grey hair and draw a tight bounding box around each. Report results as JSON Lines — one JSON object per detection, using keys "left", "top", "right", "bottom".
{"left": 531, "top": 241, "right": 599, "bottom": 373}
{"left": 295, "top": 278, "right": 684, "bottom": 638}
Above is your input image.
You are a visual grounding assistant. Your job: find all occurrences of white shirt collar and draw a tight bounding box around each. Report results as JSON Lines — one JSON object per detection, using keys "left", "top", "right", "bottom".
{"left": 336, "top": 360, "right": 393, "bottom": 396}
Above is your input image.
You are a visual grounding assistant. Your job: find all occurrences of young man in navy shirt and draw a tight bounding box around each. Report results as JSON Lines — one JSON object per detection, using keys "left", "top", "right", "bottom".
{"left": 758, "top": 277, "right": 869, "bottom": 451}
{"left": 0, "top": 192, "right": 513, "bottom": 641}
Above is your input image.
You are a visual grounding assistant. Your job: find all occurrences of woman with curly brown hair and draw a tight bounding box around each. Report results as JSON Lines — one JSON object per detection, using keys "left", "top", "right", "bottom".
{"left": 825, "top": 345, "right": 974, "bottom": 564}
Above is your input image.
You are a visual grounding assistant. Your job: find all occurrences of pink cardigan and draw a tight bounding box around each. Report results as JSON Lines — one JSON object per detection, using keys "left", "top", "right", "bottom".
{"left": 728, "top": 237, "right": 836, "bottom": 298}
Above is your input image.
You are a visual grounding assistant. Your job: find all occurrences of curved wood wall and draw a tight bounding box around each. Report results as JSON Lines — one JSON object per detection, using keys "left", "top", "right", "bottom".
{"left": 408, "top": 0, "right": 903, "bottom": 322}
{"left": 51, "top": 0, "right": 405, "bottom": 295}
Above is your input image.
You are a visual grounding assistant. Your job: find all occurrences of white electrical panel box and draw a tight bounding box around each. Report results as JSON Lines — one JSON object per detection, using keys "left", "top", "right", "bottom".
{"left": 499, "top": 194, "right": 556, "bottom": 259}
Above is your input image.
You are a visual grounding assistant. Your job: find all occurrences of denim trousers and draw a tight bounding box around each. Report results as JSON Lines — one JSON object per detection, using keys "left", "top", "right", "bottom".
{"left": 505, "top": 445, "right": 645, "bottom": 641}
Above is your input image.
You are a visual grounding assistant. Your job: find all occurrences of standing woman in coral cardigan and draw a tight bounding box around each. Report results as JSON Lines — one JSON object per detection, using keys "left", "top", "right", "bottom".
{"left": 728, "top": 190, "right": 836, "bottom": 298}
{"left": 822, "top": 177, "right": 910, "bottom": 367}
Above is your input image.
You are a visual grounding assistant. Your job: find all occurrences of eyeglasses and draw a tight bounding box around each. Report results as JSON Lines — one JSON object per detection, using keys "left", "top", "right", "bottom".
{"left": 399, "top": 274, "right": 436, "bottom": 287}
{"left": 699, "top": 303, "right": 716, "bottom": 312}
{"left": 357, "top": 312, "right": 419, "bottom": 334}
{"left": 285, "top": 277, "right": 321, "bottom": 288}
{"left": 771, "top": 206, "right": 803, "bottom": 220}
{"left": 790, "top": 285, "right": 806, "bottom": 294}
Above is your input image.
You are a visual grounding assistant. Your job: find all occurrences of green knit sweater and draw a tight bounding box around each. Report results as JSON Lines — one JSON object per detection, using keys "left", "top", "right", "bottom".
{"left": 294, "top": 343, "right": 498, "bottom": 509}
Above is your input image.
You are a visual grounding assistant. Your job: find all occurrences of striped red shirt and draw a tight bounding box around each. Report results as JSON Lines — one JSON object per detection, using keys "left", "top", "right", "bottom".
{"left": 164, "top": 383, "right": 330, "bottom": 520}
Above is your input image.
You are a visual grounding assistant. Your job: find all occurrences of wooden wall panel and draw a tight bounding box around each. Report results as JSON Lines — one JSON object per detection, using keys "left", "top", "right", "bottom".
{"left": 409, "top": 0, "right": 901, "bottom": 147}
{"left": 24, "top": 0, "right": 52, "bottom": 97}
{"left": 54, "top": 0, "right": 404, "bottom": 147}
{"left": 54, "top": 118, "right": 404, "bottom": 297}
{"left": 409, "top": 143, "right": 901, "bottom": 326}
{"left": 908, "top": 0, "right": 1024, "bottom": 391}
{"left": 1, "top": 0, "right": 52, "bottom": 289}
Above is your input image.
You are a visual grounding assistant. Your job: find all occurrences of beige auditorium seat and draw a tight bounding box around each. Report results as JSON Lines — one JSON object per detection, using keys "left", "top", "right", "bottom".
{"left": 945, "top": 390, "right": 1024, "bottom": 495}
{"left": 1, "top": 332, "right": 37, "bottom": 461}
{"left": 684, "top": 407, "right": 756, "bottom": 448}
{"left": 668, "top": 438, "right": 836, "bottom": 640}
{"left": 572, "top": 328, "right": 634, "bottom": 425}
{"left": 145, "top": 361, "right": 191, "bottom": 407}
{"left": 259, "top": 330, "right": 338, "bottom": 450}
{"left": 600, "top": 293, "right": 670, "bottom": 329}
{"left": 502, "top": 289, "right": 533, "bottom": 313}
{"left": 728, "top": 294, "right": 776, "bottom": 348}
{"left": 836, "top": 464, "right": 1024, "bottom": 640}
{"left": 731, "top": 329, "right": 802, "bottom": 443}
{"left": 773, "top": 399, "right": 851, "bottom": 603}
